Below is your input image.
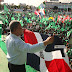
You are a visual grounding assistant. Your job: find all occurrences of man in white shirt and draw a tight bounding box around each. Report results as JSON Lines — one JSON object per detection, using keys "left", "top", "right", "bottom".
{"left": 6, "top": 20, "right": 54, "bottom": 72}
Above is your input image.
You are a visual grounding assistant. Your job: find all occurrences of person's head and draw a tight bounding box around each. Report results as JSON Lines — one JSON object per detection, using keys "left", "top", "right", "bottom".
{"left": 9, "top": 20, "right": 23, "bottom": 36}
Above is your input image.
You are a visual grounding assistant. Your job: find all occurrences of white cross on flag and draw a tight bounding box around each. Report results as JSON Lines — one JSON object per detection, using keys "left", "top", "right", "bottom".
{"left": 24, "top": 29, "right": 72, "bottom": 72}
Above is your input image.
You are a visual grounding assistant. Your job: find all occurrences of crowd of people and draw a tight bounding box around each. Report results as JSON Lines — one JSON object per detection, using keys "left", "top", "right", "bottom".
{"left": 0, "top": 7, "right": 72, "bottom": 69}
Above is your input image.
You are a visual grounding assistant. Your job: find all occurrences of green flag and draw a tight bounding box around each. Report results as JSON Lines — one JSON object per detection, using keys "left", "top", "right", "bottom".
{"left": 61, "top": 28, "right": 65, "bottom": 31}
{"left": 40, "top": 19, "right": 43, "bottom": 23}
{"left": 0, "top": 26, "right": 2, "bottom": 40}
{"left": 27, "top": 19, "right": 29, "bottom": 23}
{"left": 11, "top": 17, "right": 15, "bottom": 20}
{"left": 20, "top": 20, "right": 24, "bottom": 27}
{"left": 67, "top": 29, "right": 72, "bottom": 37}
{"left": 38, "top": 6, "right": 41, "bottom": 10}
{"left": 4, "top": 4, "right": 9, "bottom": 12}
{"left": 24, "top": 17, "right": 28, "bottom": 20}
{"left": 17, "top": 16, "right": 20, "bottom": 21}
{"left": 45, "top": 24, "right": 51, "bottom": 30}
{"left": 5, "top": 19, "right": 9, "bottom": 25}
{"left": 44, "top": 21, "right": 47, "bottom": 26}
{"left": 55, "top": 16, "right": 58, "bottom": 22}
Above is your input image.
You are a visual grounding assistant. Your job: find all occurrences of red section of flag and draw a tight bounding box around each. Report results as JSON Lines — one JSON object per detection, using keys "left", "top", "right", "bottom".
{"left": 66, "top": 15, "right": 70, "bottom": 20}
{"left": 57, "top": 15, "right": 60, "bottom": 22}
{"left": 70, "top": 17, "right": 72, "bottom": 20}
{"left": 34, "top": 10, "right": 39, "bottom": 15}
{"left": 34, "top": 10, "right": 41, "bottom": 19}
{"left": 45, "top": 59, "right": 72, "bottom": 72}
{"left": 24, "top": 29, "right": 38, "bottom": 45}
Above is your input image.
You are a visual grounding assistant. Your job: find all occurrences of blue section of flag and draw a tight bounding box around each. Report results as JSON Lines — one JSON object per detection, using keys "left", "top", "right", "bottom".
{"left": 27, "top": 53, "right": 40, "bottom": 71}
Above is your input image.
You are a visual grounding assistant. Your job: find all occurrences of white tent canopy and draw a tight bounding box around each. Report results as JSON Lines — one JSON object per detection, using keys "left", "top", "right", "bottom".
{"left": 47, "top": 0, "right": 72, "bottom": 3}
{"left": 1, "top": 0, "right": 45, "bottom": 7}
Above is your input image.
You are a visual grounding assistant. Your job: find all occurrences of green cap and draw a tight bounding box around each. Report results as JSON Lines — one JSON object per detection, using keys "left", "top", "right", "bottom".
{"left": 65, "top": 40, "right": 68, "bottom": 42}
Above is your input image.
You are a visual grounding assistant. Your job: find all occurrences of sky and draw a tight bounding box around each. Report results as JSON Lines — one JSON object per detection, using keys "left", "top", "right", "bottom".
{"left": 1, "top": 0, "right": 72, "bottom": 7}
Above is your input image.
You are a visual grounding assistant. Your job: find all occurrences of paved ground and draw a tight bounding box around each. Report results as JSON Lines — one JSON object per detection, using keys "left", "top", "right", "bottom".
{"left": 0, "top": 48, "right": 9, "bottom": 72}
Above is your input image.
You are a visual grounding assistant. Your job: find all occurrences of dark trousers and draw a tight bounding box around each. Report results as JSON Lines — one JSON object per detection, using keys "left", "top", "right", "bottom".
{"left": 8, "top": 62, "right": 26, "bottom": 72}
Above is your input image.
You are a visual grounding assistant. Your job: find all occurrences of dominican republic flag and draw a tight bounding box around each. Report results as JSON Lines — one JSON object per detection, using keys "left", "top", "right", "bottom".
{"left": 34, "top": 3, "right": 46, "bottom": 19}
{"left": 34, "top": 10, "right": 41, "bottom": 19}
{"left": 24, "top": 29, "right": 72, "bottom": 72}
{"left": 38, "top": 3, "right": 45, "bottom": 17}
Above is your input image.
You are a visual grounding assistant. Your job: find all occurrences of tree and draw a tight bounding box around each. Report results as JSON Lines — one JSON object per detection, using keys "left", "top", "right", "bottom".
{"left": 68, "top": 8, "right": 71, "bottom": 11}
{"left": 0, "top": 4, "right": 1, "bottom": 10}
{"left": 53, "top": 6, "right": 58, "bottom": 10}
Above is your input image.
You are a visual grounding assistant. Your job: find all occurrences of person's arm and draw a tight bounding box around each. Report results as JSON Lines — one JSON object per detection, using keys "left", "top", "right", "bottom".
{"left": 43, "top": 36, "right": 54, "bottom": 46}
{"left": 15, "top": 36, "right": 54, "bottom": 53}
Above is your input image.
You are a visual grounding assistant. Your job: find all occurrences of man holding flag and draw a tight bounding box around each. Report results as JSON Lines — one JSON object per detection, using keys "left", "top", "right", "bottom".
{"left": 6, "top": 20, "right": 54, "bottom": 72}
